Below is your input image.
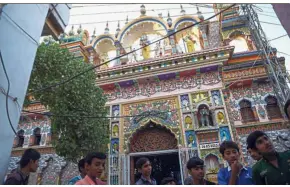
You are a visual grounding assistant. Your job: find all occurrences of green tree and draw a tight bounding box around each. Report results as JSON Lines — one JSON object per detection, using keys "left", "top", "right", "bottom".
{"left": 26, "top": 43, "right": 109, "bottom": 162}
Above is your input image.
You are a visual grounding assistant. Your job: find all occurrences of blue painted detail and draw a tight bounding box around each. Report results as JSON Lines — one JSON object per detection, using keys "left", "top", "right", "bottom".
{"left": 119, "top": 18, "right": 168, "bottom": 42}
{"left": 92, "top": 35, "right": 115, "bottom": 48}
{"left": 219, "top": 126, "right": 232, "bottom": 142}
{"left": 185, "top": 131, "right": 197, "bottom": 148}
{"left": 191, "top": 58, "right": 197, "bottom": 62}
{"left": 174, "top": 18, "right": 198, "bottom": 31}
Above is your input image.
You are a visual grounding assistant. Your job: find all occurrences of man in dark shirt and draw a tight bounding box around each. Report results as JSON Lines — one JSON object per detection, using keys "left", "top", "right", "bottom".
{"left": 135, "top": 157, "right": 157, "bottom": 185}
{"left": 186, "top": 157, "right": 215, "bottom": 185}
{"left": 4, "top": 148, "right": 40, "bottom": 185}
{"left": 247, "top": 130, "right": 290, "bottom": 185}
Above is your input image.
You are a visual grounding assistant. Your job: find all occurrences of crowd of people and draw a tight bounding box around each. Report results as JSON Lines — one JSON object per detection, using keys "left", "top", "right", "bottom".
{"left": 4, "top": 102, "right": 290, "bottom": 185}
{"left": 3, "top": 130, "right": 290, "bottom": 185}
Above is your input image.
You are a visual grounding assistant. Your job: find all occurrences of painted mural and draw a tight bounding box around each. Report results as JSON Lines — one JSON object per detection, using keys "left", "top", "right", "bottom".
{"left": 185, "top": 131, "right": 197, "bottom": 148}
{"left": 219, "top": 126, "right": 231, "bottom": 142}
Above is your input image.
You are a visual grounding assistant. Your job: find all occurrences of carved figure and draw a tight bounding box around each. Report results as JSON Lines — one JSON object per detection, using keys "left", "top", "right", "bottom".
{"left": 200, "top": 107, "right": 210, "bottom": 127}
{"left": 188, "top": 134, "right": 195, "bottom": 147}
{"left": 140, "top": 35, "right": 150, "bottom": 59}
{"left": 185, "top": 116, "right": 193, "bottom": 129}
{"left": 184, "top": 33, "right": 196, "bottom": 53}
{"left": 182, "top": 99, "right": 190, "bottom": 111}
{"left": 217, "top": 112, "right": 225, "bottom": 124}
{"left": 213, "top": 94, "right": 221, "bottom": 106}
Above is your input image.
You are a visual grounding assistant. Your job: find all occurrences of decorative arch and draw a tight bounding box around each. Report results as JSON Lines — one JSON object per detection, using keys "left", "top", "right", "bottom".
{"left": 33, "top": 127, "right": 41, "bottom": 146}
{"left": 264, "top": 95, "right": 282, "bottom": 119}
{"left": 81, "top": 30, "right": 90, "bottom": 46}
{"left": 204, "top": 154, "right": 220, "bottom": 173}
{"left": 128, "top": 120, "right": 178, "bottom": 153}
{"left": 118, "top": 16, "right": 169, "bottom": 42}
{"left": 91, "top": 35, "right": 116, "bottom": 48}
{"left": 239, "top": 99, "right": 256, "bottom": 123}
{"left": 236, "top": 97, "right": 255, "bottom": 109}
{"left": 172, "top": 16, "right": 199, "bottom": 31}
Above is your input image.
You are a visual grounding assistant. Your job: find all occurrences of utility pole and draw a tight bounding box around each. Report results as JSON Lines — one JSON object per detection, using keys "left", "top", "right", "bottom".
{"left": 241, "top": 4, "right": 290, "bottom": 108}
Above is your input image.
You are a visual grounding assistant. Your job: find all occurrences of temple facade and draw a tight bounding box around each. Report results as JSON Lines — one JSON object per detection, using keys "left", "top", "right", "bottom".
{"left": 6, "top": 4, "right": 290, "bottom": 185}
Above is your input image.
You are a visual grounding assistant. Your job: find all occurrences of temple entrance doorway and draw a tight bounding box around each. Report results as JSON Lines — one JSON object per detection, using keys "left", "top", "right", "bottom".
{"left": 128, "top": 121, "right": 180, "bottom": 184}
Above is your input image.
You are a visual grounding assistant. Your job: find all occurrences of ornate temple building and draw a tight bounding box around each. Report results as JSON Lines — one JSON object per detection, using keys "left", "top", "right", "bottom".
{"left": 6, "top": 4, "right": 290, "bottom": 185}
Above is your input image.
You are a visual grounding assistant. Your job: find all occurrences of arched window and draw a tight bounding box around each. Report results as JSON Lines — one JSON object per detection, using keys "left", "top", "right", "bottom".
{"left": 239, "top": 100, "right": 256, "bottom": 123}
{"left": 33, "top": 128, "right": 41, "bottom": 146}
{"left": 229, "top": 36, "right": 249, "bottom": 53}
{"left": 17, "top": 130, "right": 25, "bottom": 147}
{"left": 265, "top": 96, "right": 282, "bottom": 119}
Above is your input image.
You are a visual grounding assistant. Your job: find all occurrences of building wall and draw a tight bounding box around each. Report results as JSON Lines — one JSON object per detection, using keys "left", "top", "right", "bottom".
{"left": 0, "top": 4, "right": 49, "bottom": 182}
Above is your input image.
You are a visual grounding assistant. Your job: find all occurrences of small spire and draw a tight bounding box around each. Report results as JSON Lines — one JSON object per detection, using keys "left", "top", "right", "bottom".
{"left": 115, "top": 21, "right": 120, "bottom": 38}
{"left": 69, "top": 25, "right": 74, "bottom": 36}
{"left": 77, "top": 24, "right": 82, "bottom": 34}
{"left": 125, "top": 15, "right": 129, "bottom": 24}
{"left": 140, "top": 4, "right": 146, "bottom": 16}
{"left": 196, "top": 4, "right": 204, "bottom": 21}
{"left": 91, "top": 28, "right": 96, "bottom": 39}
{"left": 104, "top": 21, "right": 109, "bottom": 34}
{"left": 180, "top": 4, "right": 186, "bottom": 15}
{"left": 167, "top": 11, "right": 172, "bottom": 27}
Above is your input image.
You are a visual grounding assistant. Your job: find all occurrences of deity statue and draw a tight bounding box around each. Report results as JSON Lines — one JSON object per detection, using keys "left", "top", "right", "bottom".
{"left": 112, "top": 125, "right": 119, "bottom": 137}
{"left": 140, "top": 34, "right": 151, "bottom": 60}
{"left": 113, "top": 109, "right": 119, "bottom": 120}
{"left": 187, "top": 134, "right": 195, "bottom": 147}
{"left": 221, "top": 131, "right": 228, "bottom": 142}
{"left": 200, "top": 107, "right": 210, "bottom": 127}
{"left": 154, "top": 42, "right": 161, "bottom": 58}
{"left": 185, "top": 116, "right": 193, "bottom": 129}
{"left": 217, "top": 112, "right": 225, "bottom": 125}
{"left": 100, "top": 52, "right": 109, "bottom": 69}
{"left": 183, "top": 33, "right": 196, "bottom": 53}
{"left": 182, "top": 99, "right": 190, "bottom": 111}
{"left": 213, "top": 94, "right": 221, "bottom": 106}
{"left": 112, "top": 143, "right": 119, "bottom": 154}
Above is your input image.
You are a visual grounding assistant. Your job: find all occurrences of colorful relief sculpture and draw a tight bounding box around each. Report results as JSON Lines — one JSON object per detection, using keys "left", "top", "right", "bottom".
{"left": 112, "top": 124, "right": 119, "bottom": 137}
{"left": 216, "top": 111, "right": 226, "bottom": 125}
{"left": 184, "top": 115, "right": 193, "bottom": 129}
{"left": 219, "top": 126, "right": 231, "bottom": 142}
{"left": 184, "top": 33, "right": 196, "bottom": 53}
{"left": 185, "top": 131, "right": 197, "bottom": 148}
{"left": 140, "top": 34, "right": 151, "bottom": 60}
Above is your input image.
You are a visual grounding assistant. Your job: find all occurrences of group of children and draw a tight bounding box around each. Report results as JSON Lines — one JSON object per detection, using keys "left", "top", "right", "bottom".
{"left": 132, "top": 130, "right": 290, "bottom": 185}
{"left": 3, "top": 130, "right": 290, "bottom": 185}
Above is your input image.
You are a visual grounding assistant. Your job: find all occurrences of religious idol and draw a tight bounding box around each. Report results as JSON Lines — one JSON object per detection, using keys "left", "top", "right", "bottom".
{"left": 182, "top": 99, "right": 190, "bottom": 111}
{"left": 213, "top": 94, "right": 221, "bottom": 106}
{"left": 200, "top": 107, "right": 210, "bottom": 127}
{"left": 217, "top": 112, "right": 225, "bottom": 125}
{"left": 183, "top": 33, "right": 196, "bottom": 53}
{"left": 100, "top": 52, "right": 109, "bottom": 69}
{"left": 187, "top": 134, "right": 195, "bottom": 147}
{"left": 140, "top": 34, "right": 151, "bottom": 60}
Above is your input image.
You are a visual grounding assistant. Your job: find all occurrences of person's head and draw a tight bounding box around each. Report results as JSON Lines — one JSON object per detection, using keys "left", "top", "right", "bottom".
{"left": 247, "top": 146, "right": 262, "bottom": 161}
{"left": 136, "top": 157, "right": 152, "bottom": 177}
{"left": 161, "top": 177, "right": 176, "bottom": 185}
{"left": 78, "top": 158, "right": 86, "bottom": 176}
{"left": 284, "top": 99, "right": 290, "bottom": 119}
{"left": 186, "top": 157, "right": 205, "bottom": 180}
{"left": 219, "top": 141, "right": 240, "bottom": 165}
{"left": 19, "top": 148, "right": 41, "bottom": 172}
{"left": 247, "top": 131, "right": 274, "bottom": 155}
{"left": 84, "top": 152, "right": 106, "bottom": 178}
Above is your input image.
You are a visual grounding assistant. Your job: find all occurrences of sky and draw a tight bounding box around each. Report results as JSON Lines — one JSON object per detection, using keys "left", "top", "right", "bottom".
{"left": 65, "top": 4, "right": 290, "bottom": 71}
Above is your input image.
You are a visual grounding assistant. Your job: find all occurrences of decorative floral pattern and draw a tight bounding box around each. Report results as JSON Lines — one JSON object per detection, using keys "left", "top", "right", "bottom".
{"left": 122, "top": 98, "right": 180, "bottom": 134}
{"left": 104, "top": 72, "right": 221, "bottom": 101}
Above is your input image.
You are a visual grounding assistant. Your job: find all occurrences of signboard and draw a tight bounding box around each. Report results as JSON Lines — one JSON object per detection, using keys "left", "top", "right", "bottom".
{"left": 199, "top": 143, "right": 220, "bottom": 150}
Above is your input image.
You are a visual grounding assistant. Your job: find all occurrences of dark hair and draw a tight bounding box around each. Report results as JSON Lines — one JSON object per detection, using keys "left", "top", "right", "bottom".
{"left": 186, "top": 157, "right": 204, "bottom": 170}
{"left": 247, "top": 131, "right": 267, "bottom": 149}
{"left": 161, "top": 177, "right": 176, "bottom": 185}
{"left": 85, "top": 152, "right": 106, "bottom": 165}
{"left": 219, "top": 141, "right": 240, "bottom": 156}
{"left": 284, "top": 99, "right": 290, "bottom": 118}
{"left": 78, "top": 158, "right": 85, "bottom": 173}
{"left": 136, "top": 157, "right": 150, "bottom": 169}
{"left": 19, "top": 148, "right": 41, "bottom": 168}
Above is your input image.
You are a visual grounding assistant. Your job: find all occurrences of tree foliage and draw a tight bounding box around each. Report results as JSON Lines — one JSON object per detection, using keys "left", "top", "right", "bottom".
{"left": 26, "top": 43, "right": 109, "bottom": 162}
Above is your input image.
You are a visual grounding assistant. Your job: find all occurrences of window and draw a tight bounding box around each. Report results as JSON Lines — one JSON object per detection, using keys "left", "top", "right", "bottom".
{"left": 229, "top": 36, "right": 249, "bottom": 53}
{"left": 239, "top": 100, "right": 256, "bottom": 123}
{"left": 33, "top": 128, "right": 41, "bottom": 146}
{"left": 265, "top": 96, "right": 282, "bottom": 119}
{"left": 17, "top": 130, "right": 25, "bottom": 147}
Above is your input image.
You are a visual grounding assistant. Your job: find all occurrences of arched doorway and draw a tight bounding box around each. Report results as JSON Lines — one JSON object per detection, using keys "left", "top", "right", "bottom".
{"left": 128, "top": 121, "right": 180, "bottom": 184}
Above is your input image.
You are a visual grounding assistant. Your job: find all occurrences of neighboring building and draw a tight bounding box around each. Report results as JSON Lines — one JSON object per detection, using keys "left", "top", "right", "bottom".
{"left": 272, "top": 4, "right": 290, "bottom": 38}
{"left": 0, "top": 4, "right": 70, "bottom": 184}
{"left": 6, "top": 4, "right": 290, "bottom": 185}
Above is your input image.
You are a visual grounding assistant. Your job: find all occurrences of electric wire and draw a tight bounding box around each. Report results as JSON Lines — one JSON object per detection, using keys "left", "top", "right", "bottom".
{"left": 0, "top": 50, "right": 17, "bottom": 135}
{"left": 27, "top": 4, "right": 237, "bottom": 95}
{"left": 23, "top": 51, "right": 263, "bottom": 120}
{"left": 269, "top": 34, "right": 288, "bottom": 42}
